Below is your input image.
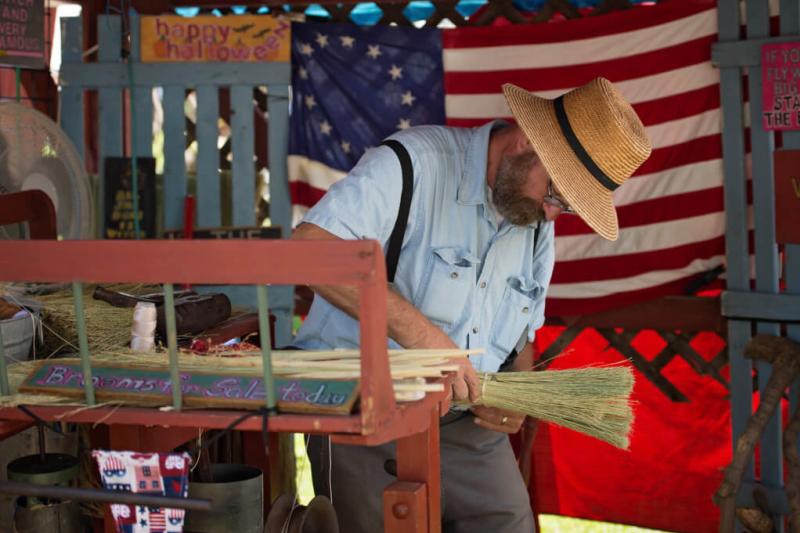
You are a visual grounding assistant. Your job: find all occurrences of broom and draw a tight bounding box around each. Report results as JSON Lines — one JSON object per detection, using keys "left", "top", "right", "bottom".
{"left": 472, "top": 366, "right": 635, "bottom": 450}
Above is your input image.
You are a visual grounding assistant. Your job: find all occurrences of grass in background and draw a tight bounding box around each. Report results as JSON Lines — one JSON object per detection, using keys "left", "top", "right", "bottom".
{"left": 539, "top": 515, "right": 670, "bottom": 532}
{"left": 295, "top": 435, "right": 671, "bottom": 532}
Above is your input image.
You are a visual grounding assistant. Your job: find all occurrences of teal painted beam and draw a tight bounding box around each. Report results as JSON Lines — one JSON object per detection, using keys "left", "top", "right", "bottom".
{"left": 60, "top": 62, "right": 291, "bottom": 89}
{"left": 59, "top": 17, "right": 85, "bottom": 181}
{"left": 195, "top": 85, "right": 221, "bottom": 228}
{"left": 98, "top": 16, "right": 124, "bottom": 238}
{"left": 230, "top": 85, "right": 255, "bottom": 227}
{"left": 162, "top": 86, "right": 187, "bottom": 232}
{"left": 722, "top": 291, "right": 800, "bottom": 322}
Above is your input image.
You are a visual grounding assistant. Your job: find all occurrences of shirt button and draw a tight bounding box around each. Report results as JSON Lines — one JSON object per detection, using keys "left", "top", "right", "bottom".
{"left": 522, "top": 307, "right": 530, "bottom": 314}
{"left": 450, "top": 272, "right": 459, "bottom": 279}
{"left": 480, "top": 281, "right": 486, "bottom": 288}
{"left": 472, "top": 327, "right": 479, "bottom": 334}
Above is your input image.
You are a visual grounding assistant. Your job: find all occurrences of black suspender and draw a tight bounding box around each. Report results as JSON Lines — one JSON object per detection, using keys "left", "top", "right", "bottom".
{"left": 381, "top": 139, "right": 414, "bottom": 284}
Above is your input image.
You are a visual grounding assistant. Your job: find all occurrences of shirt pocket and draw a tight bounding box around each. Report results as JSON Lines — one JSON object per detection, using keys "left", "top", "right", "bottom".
{"left": 490, "top": 276, "right": 543, "bottom": 354}
{"left": 417, "top": 246, "right": 480, "bottom": 326}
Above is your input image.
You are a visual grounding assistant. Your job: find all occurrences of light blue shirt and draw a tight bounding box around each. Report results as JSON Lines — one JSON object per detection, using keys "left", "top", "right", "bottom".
{"left": 292, "top": 121, "right": 555, "bottom": 372}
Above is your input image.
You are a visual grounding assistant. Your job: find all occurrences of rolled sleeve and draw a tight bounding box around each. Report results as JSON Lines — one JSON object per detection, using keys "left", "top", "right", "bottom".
{"left": 301, "top": 145, "right": 403, "bottom": 244}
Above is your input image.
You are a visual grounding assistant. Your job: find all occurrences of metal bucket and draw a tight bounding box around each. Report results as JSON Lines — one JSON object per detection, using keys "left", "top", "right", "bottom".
{"left": 13, "top": 498, "right": 84, "bottom": 533}
{"left": 184, "top": 464, "right": 263, "bottom": 533}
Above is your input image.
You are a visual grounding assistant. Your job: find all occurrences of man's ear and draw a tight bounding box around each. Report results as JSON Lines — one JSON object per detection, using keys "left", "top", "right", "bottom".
{"left": 514, "top": 128, "right": 532, "bottom": 153}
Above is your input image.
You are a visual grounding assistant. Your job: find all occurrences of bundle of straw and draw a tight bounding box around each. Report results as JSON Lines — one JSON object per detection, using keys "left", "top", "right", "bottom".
{"left": 35, "top": 285, "right": 143, "bottom": 356}
{"left": 473, "top": 367, "right": 635, "bottom": 450}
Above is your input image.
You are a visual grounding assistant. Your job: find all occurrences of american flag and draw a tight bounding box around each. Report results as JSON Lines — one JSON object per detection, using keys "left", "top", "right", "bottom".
{"left": 288, "top": 0, "right": 723, "bottom": 316}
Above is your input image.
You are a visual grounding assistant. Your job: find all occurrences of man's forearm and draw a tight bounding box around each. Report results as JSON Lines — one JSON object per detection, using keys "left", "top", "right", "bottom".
{"left": 292, "top": 222, "right": 455, "bottom": 350}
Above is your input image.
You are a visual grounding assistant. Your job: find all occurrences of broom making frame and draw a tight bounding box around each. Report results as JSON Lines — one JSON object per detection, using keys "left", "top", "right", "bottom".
{"left": 0, "top": 239, "right": 450, "bottom": 533}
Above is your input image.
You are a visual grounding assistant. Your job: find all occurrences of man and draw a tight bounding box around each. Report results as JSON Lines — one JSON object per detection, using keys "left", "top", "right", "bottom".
{"left": 290, "top": 78, "right": 651, "bottom": 532}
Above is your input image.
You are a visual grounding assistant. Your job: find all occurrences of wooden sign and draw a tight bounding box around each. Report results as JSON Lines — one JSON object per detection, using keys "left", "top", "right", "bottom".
{"left": 762, "top": 43, "right": 800, "bottom": 130}
{"left": 774, "top": 149, "right": 800, "bottom": 244}
{"left": 163, "top": 226, "right": 281, "bottom": 240}
{"left": 140, "top": 15, "right": 290, "bottom": 63}
{"left": 103, "top": 157, "right": 156, "bottom": 239}
{"left": 0, "top": 0, "right": 45, "bottom": 69}
{"left": 20, "top": 362, "right": 359, "bottom": 415}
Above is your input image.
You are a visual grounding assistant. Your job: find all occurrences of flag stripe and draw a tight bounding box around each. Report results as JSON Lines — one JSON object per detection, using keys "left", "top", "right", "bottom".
{"left": 442, "top": 0, "right": 715, "bottom": 49}
{"left": 554, "top": 211, "right": 725, "bottom": 262}
{"left": 444, "top": 35, "right": 715, "bottom": 94}
{"left": 551, "top": 236, "right": 725, "bottom": 284}
{"left": 445, "top": 63, "right": 719, "bottom": 119}
{"left": 442, "top": 9, "right": 716, "bottom": 72}
{"left": 448, "top": 84, "right": 721, "bottom": 129}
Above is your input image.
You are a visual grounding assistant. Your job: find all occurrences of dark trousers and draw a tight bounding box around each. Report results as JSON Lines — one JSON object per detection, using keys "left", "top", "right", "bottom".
{"left": 308, "top": 411, "right": 535, "bottom": 533}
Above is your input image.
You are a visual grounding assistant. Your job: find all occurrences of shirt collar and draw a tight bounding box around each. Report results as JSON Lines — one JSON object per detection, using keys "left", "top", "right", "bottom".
{"left": 457, "top": 120, "right": 507, "bottom": 206}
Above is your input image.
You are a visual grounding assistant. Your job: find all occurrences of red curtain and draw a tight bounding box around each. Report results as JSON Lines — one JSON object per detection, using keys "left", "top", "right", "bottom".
{"left": 529, "top": 326, "right": 730, "bottom": 533}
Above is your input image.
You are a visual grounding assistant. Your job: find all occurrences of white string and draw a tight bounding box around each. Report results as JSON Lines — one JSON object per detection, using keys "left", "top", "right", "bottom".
{"left": 189, "top": 429, "right": 202, "bottom": 473}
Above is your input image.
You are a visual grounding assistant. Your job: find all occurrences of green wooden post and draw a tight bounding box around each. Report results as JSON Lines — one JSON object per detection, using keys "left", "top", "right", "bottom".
{"left": 163, "top": 284, "right": 182, "bottom": 409}
{"left": 72, "top": 282, "right": 96, "bottom": 405}
{"left": 0, "top": 322, "right": 9, "bottom": 395}
{"left": 257, "top": 285, "right": 276, "bottom": 411}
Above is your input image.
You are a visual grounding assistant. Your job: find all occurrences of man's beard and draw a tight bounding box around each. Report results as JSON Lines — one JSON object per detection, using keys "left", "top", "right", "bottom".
{"left": 492, "top": 151, "right": 545, "bottom": 226}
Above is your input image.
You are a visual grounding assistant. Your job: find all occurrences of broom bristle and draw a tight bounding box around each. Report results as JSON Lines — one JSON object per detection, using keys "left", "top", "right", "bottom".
{"left": 478, "top": 367, "right": 635, "bottom": 450}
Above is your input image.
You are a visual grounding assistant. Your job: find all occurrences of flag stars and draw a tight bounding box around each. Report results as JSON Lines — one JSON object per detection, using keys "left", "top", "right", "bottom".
{"left": 298, "top": 66, "right": 309, "bottom": 80}
{"left": 315, "top": 33, "right": 329, "bottom": 48}
{"left": 341, "top": 140, "right": 351, "bottom": 153}
{"left": 366, "top": 45, "right": 382, "bottom": 59}
{"left": 319, "top": 121, "right": 333, "bottom": 135}
{"left": 304, "top": 95, "right": 317, "bottom": 109}
{"left": 299, "top": 42, "right": 314, "bottom": 56}
{"left": 397, "top": 118, "right": 411, "bottom": 130}
{"left": 401, "top": 91, "right": 416, "bottom": 106}
{"left": 388, "top": 65, "right": 403, "bottom": 80}
{"left": 340, "top": 35, "right": 355, "bottom": 48}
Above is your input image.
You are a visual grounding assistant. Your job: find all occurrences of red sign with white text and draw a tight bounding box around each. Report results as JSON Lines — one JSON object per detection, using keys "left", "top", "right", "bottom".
{"left": 762, "top": 43, "right": 800, "bottom": 130}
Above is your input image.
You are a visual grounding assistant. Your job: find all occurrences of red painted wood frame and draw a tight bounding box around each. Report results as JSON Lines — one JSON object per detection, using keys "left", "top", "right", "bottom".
{"left": 0, "top": 239, "right": 447, "bottom": 533}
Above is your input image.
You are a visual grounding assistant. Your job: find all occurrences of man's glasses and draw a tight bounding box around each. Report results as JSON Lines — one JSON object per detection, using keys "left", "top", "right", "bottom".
{"left": 543, "top": 182, "right": 575, "bottom": 214}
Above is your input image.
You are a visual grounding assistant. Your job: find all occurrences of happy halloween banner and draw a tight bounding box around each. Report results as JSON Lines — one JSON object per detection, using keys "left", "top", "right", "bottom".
{"left": 140, "top": 15, "right": 290, "bottom": 63}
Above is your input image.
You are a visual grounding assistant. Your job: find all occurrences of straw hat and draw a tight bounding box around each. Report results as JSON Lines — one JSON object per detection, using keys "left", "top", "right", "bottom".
{"left": 502, "top": 78, "right": 651, "bottom": 241}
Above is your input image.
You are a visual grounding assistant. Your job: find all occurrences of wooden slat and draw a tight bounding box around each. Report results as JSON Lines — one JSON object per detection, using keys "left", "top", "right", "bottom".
{"left": 266, "top": 85, "right": 294, "bottom": 346}
{"left": 746, "top": 0, "right": 783, "bottom": 503}
{"left": 722, "top": 291, "right": 800, "bottom": 322}
{"left": 129, "top": 11, "right": 153, "bottom": 162}
{"left": 267, "top": 85, "right": 291, "bottom": 238}
{"left": 59, "top": 62, "right": 291, "bottom": 88}
{"left": 162, "top": 86, "right": 187, "bottom": 232}
{"left": 712, "top": 36, "right": 800, "bottom": 67}
{"left": 195, "top": 85, "right": 221, "bottom": 227}
{"left": 780, "top": 0, "right": 800, "bottom": 478}
{"left": 0, "top": 240, "right": 383, "bottom": 286}
{"left": 716, "top": 0, "right": 755, "bottom": 494}
{"left": 97, "top": 15, "right": 124, "bottom": 235}
{"left": 59, "top": 17, "right": 85, "bottom": 177}
{"left": 230, "top": 85, "right": 255, "bottom": 227}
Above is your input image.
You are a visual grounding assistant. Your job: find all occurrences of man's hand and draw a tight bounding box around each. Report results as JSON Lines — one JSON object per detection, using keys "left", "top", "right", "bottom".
{"left": 470, "top": 405, "right": 525, "bottom": 434}
{"left": 449, "top": 356, "right": 482, "bottom": 403}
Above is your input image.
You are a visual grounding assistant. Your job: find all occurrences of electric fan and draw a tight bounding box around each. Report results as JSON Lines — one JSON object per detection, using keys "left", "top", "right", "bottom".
{"left": 0, "top": 101, "right": 92, "bottom": 239}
